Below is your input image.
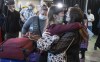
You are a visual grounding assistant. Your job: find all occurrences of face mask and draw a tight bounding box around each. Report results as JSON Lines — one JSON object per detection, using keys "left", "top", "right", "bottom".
{"left": 88, "top": 12, "right": 90, "bottom": 14}
{"left": 39, "top": 14, "right": 47, "bottom": 20}
{"left": 28, "top": 6, "right": 33, "bottom": 10}
{"left": 41, "top": 10, "right": 45, "bottom": 15}
{"left": 56, "top": 16, "right": 63, "bottom": 23}
{"left": 66, "top": 14, "right": 70, "bottom": 22}
{"left": 66, "top": 17, "right": 71, "bottom": 22}
{"left": 41, "top": 10, "right": 47, "bottom": 16}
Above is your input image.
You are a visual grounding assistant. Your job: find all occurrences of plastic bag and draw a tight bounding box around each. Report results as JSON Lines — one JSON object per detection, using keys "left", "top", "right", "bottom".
{"left": 87, "top": 28, "right": 94, "bottom": 38}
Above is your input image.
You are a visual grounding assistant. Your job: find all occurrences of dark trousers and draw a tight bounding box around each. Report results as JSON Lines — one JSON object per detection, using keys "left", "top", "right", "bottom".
{"left": 80, "top": 50, "right": 85, "bottom": 59}
{"left": 95, "top": 29, "right": 100, "bottom": 48}
{"left": 5, "top": 32, "right": 19, "bottom": 40}
{"left": 39, "top": 51, "right": 47, "bottom": 62}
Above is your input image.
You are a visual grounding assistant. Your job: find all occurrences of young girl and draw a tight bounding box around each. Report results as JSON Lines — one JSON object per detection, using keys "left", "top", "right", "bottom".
{"left": 80, "top": 14, "right": 89, "bottom": 62}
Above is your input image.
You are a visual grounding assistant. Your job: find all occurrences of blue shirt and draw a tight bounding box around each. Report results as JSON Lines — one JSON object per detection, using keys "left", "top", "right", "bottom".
{"left": 20, "top": 8, "right": 35, "bottom": 22}
{"left": 22, "top": 16, "right": 46, "bottom": 35}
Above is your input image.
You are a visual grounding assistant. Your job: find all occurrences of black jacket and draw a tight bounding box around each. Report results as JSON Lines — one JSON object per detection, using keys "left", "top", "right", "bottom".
{"left": 0, "top": 14, "right": 4, "bottom": 27}
{"left": 49, "top": 30, "right": 81, "bottom": 62}
{"left": 97, "top": 8, "right": 100, "bottom": 28}
{"left": 4, "top": 10, "right": 20, "bottom": 33}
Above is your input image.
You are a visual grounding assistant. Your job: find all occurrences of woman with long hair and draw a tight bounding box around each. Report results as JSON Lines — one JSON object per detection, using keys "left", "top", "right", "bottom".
{"left": 35, "top": 6, "right": 87, "bottom": 62}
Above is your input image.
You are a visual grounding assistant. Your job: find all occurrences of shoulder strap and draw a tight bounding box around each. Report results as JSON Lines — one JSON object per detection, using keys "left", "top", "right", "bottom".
{"left": 63, "top": 38, "right": 75, "bottom": 60}
{"left": 64, "top": 38, "right": 75, "bottom": 53}
{"left": 37, "top": 17, "right": 42, "bottom": 36}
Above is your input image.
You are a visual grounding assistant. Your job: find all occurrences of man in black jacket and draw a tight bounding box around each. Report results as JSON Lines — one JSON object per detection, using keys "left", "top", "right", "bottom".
{"left": 4, "top": 0, "right": 20, "bottom": 40}
{"left": 94, "top": 8, "right": 100, "bottom": 50}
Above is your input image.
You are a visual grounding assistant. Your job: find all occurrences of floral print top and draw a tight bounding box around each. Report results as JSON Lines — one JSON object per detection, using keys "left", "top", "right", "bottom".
{"left": 37, "top": 31, "right": 67, "bottom": 62}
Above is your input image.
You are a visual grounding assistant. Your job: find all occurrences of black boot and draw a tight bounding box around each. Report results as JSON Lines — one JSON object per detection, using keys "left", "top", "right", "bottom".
{"left": 94, "top": 45, "right": 97, "bottom": 50}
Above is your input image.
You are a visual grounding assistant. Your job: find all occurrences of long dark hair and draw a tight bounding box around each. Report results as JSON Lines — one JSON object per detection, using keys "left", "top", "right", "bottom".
{"left": 69, "top": 7, "right": 83, "bottom": 23}
{"left": 48, "top": 6, "right": 64, "bottom": 24}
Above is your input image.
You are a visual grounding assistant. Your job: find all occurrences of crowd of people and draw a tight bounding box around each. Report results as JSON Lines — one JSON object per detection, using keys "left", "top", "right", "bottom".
{"left": 0, "top": 0, "right": 100, "bottom": 62}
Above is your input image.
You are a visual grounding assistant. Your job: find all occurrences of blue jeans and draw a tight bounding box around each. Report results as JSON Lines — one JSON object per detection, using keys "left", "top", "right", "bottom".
{"left": 88, "top": 26, "right": 92, "bottom": 32}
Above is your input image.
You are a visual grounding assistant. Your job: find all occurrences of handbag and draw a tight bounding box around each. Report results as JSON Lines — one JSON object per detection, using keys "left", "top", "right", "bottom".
{"left": 87, "top": 28, "right": 94, "bottom": 38}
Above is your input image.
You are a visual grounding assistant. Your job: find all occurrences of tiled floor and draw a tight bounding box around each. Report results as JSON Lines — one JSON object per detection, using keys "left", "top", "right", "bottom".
{"left": 85, "top": 35, "right": 100, "bottom": 62}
